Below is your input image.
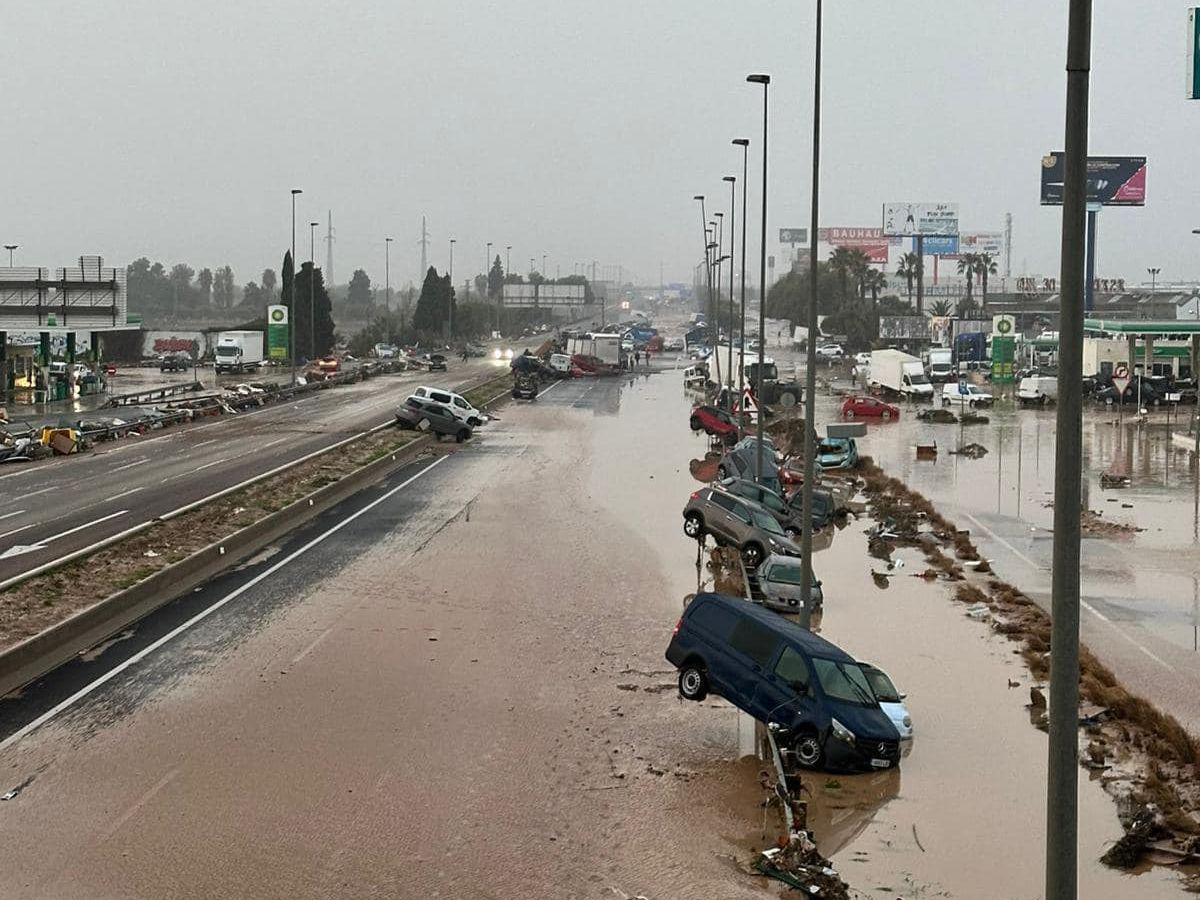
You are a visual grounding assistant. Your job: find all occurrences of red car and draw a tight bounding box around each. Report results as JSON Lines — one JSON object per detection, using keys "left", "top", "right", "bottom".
{"left": 689, "top": 404, "right": 739, "bottom": 439}
{"left": 841, "top": 395, "right": 899, "bottom": 420}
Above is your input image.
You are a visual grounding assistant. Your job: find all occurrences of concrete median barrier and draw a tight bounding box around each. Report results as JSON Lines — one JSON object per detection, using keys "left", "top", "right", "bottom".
{"left": 0, "top": 432, "right": 435, "bottom": 698}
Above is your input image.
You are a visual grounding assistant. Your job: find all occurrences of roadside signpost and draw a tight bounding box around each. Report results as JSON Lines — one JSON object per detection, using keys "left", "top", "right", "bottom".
{"left": 267, "top": 305, "right": 289, "bottom": 361}
{"left": 1189, "top": 8, "right": 1200, "bottom": 99}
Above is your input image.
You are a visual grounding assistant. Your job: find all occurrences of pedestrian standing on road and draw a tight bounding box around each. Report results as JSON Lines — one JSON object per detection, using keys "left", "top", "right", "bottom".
{"left": 644, "top": 348, "right": 651, "bottom": 366}
{"left": 635, "top": 350, "right": 641, "bottom": 366}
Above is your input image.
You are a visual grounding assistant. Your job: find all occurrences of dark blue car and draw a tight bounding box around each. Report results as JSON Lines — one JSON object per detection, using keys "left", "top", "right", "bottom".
{"left": 666, "top": 593, "right": 901, "bottom": 772}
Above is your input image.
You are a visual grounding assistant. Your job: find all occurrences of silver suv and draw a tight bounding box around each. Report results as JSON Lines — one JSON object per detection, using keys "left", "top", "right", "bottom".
{"left": 682, "top": 486, "right": 801, "bottom": 568}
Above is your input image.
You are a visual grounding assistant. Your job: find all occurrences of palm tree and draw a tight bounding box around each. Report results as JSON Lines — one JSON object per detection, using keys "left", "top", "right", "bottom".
{"left": 929, "top": 298, "right": 953, "bottom": 317}
{"left": 896, "top": 252, "right": 920, "bottom": 304}
{"left": 956, "top": 252, "right": 978, "bottom": 301}
{"left": 974, "top": 252, "right": 998, "bottom": 315}
{"left": 956, "top": 296, "right": 978, "bottom": 319}
{"left": 849, "top": 249, "right": 872, "bottom": 299}
{"left": 828, "top": 246, "right": 856, "bottom": 303}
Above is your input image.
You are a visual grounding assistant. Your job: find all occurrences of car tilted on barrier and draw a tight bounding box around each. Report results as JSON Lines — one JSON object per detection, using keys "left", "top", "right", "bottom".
{"left": 682, "top": 486, "right": 800, "bottom": 568}
{"left": 666, "top": 593, "right": 902, "bottom": 772}
{"left": 395, "top": 396, "right": 472, "bottom": 443}
{"left": 411, "top": 386, "right": 487, "bottom": 427}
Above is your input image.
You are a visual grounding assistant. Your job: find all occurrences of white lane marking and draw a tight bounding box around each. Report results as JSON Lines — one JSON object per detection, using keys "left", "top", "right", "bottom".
{"left": 22, "top": 487, "right": 54, "bottom": 499}
{"left": 111, "top": 458, "right": 149, "bottom": 472}
{"left": 105, "top": 488, "right": 144, "bottom": 503}
{"left": 160, "top": 456, "right": 231, "bottom": 483}
{"left": 0, "top": 523, "right": 37, "bottom": 541}
{"left": 0, "top": 454, "right": 451, "bottom": 752}
{"left": 0, "top": 510, "right": 25, "bottom": 522}
{"left": 1138, "top": 645, "right": 1174, "bottom": 669}
{"left": 1081, "top": 601, "right": 1111, "bottom": 623}
{"left": 257, "top": 438, "right": 286, "bottom": 451}
{"left": 291, "top": 626, "right": 336, "bottom": 665}
{"left": 960, "top": 512, "right": 1043, "bottom": 570}
{"left": 97, "top": 769, "right": 180, "bottom": 842}
{"left": 192, "top": 439, "right": 218, "bottom": 448}
{"left": 46, "top": 510, "right": 130, "bottom": 544}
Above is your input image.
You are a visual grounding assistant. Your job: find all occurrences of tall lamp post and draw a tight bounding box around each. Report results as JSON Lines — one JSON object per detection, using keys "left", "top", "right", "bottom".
{"left": 723, "top": 175, "right": 737, "bottom": 406}
{"left": 486, "top": 242, "right": 494, "bottom": 334}
{"left": 693, "top": 195, "right": 711, "bottom": 324}
{"left": 449, "top": 238, "right": 456, "bottom": 337}
{"left": 798, "top": 2, "right": 823, "bottom": 631}
{"left": 309, "top": 221, "right": 319, "bottom": 360}
{"left": 1147, "top": 266, "right": 1160, "bottom": 294}
{"left": 747, "top": 73, "right": 770, "bottom": 488}
{"left": 385, "top": 237, "right": 393, "bottom": 313}
{"left": 733, "top": 139, "right": 749, "bottom": 399}
{"left": 290, "top": 188, "right": 302, "bottom": 385}
{"left": 3, "top": 244, "right": 16, "bottom": 267}
{"left": 1046, "top": 1, "right": 1091, "bottom": 896}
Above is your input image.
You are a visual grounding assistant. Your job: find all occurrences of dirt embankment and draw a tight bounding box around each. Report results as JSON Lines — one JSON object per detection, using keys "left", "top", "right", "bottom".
{"left": 857, "top": 454, "right": 1200, "bottom": 872}
{"left": 0, "top": 429, "right": 423, "bottom": 653}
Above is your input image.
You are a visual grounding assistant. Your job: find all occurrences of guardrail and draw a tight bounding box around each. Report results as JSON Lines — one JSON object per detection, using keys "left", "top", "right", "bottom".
{"left": 0, "top": 432, "right": 436, "bottom": 698}
{"left": 106, "top": 381, "right": 205, "bottom": 407}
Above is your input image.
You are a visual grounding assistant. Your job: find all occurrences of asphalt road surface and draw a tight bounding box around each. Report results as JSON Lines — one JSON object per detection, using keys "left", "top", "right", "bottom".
{"left": 0, "top": 359, "right": 510, "bottom": 584}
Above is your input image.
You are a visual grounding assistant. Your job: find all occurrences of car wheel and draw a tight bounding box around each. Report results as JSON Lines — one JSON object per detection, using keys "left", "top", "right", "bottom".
{"left": 741, "top": 542, "right": 764, "bottom": 568}
{"left": 678, "top": 664, "right": 709, "bottom": 701}
{"left": 716, "top": 465, "right": 729, "bottom": 479}
{"left": 941, "top": 398, "right": 950, "bottom": 408}
{"left": 456, "top": 429, "right": 469, "bottom": 443}
{"left": 689, "top": 416, "right": 701, "bottom": 432}
{"left": 843, "top": 409, "right": 854, "bottom": 419}
{"left": 793, "top": 730, "right": 824, "bottom": 769}
{"left": 785, "top": 526, "right": 800, "bottom": 540}
{"left": 778, "top": 391, "right": 797, "bottom": 408}
{"left": 417, "top": 418, "right": 431, "bottom": 431}
{"left": 881, "top": 410, "right": 891, "bottom": 420}
{"left": 683, "top": 513, "right": 704, "bottom": 540}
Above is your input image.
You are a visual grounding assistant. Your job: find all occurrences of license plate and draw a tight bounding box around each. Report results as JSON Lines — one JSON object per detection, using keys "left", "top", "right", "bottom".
{"left": 870, "top": 758, "right": 891, "bottom": 768}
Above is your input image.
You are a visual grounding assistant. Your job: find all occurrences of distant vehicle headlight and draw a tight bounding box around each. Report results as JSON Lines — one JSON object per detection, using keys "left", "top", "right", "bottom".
{"left": 504, "top": 348, "right": 514, "bottom": 359}
{"left": 492, "top": 348, "right": 502, "bottom": 359}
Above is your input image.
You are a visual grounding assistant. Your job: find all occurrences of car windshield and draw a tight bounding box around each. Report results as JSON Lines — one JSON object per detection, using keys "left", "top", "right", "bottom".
{"left": 811, "top": 657, "right": 878, "bottom": 707}
{"left": 908, "top": 371, "right": 930, "bottom": 385}
{"left": 818, "top": 442, "right": 844, "bottom": 455}
{"left": 767, "top": 562, "right": 804, "bottom": 585}
{"left": 752, "top": 509, "right": 784, "bottom": 535}
{"left": 860, "top": 665, "right": 902, "bottom": 703}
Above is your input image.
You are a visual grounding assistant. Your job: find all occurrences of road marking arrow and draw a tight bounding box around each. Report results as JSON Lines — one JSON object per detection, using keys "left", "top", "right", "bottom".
{"left": 0, "top": 543, "right": 47, "bottom": 559}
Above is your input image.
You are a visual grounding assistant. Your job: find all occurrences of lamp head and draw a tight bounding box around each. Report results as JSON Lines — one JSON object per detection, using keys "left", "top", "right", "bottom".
{"left": 746, "top": 74, "right": 771, "bottom": 85}
{"left": 732, "top": 138, "right": 749, "bottom": 147}
{"left": 722, "top": 176, "right": 735, "bottom": 183}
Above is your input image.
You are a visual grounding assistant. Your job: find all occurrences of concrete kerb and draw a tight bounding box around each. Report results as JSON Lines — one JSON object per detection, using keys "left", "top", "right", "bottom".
{"left": 0, "top": 432, "right": 435, "bottom": 698}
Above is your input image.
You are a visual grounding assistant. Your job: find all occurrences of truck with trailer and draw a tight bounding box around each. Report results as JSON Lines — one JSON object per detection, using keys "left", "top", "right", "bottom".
{"left": 214, "top": 330, "right": 264, "bottom": 374}
{"left": 867, "top": 349, "right": 933, "bottom": 400}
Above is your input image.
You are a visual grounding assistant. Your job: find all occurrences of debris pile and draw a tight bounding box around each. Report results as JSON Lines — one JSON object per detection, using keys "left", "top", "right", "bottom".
{"left": 755, "top": 832, "right": 850, "bottom": 898}
{"left": 949, "top": 442, "right": 988, "bottom": 458}
{"left": 916, "top": 407, "right": 957, "bottom": 424}
{"left": 1081, "top": 509, "right": 1143, "bottom": 537}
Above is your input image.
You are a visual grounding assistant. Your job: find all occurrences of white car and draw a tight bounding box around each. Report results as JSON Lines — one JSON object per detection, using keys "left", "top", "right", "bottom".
{"left": 941, "top": 382, "right": 994, "bottom": 408}
{"left": 815, "top": 344, "right": 844, "bottom": 359}
{"left": 860, "top": 662, "right": 913, "bottom": 755}
{"left": 410, "top": 386, "right": 487, "bottom": 426}
{"left": 854, "top": 351, "right": 871, "bottom": 367}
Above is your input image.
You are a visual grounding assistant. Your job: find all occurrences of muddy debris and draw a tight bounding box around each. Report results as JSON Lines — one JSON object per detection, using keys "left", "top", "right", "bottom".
{"left": 1081, "top": 509, "right": 1143, "bottom": 537}
{"left": 949, "top": 442, "right": 988, "bottom": 458}
{"left": 1102, "top": 805, "right": 1168, "bottom": 869}
{"left": 916, "top": 407, "right": 957, "bottom": 424}
{"left": 755, "top": 831, "right": 850, "bottom": 898}
{"left": 959, "top": 411, "right": 990, "bottom": 425}
{"left": 707, "top": 546, "right": 745, "bottom": 595}
{"left": 1100, "top": 472, "right": 1132, "bottom": 489}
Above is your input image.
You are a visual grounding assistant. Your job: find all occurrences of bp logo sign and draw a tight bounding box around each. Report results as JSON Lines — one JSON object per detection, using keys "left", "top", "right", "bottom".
{"left": 270, "top": 307, "right": 287, "bottom": 324}
{"left": 993, "top": 315, "right": 1014, "bottom": 335}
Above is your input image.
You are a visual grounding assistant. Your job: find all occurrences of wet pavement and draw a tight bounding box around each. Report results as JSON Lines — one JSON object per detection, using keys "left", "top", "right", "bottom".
{"left": 0, "top": 356, "right": 1191, "bottom": 897}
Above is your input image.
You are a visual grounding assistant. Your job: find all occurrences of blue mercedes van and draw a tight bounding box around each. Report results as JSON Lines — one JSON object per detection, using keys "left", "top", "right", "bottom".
{"left": 666, "top": 592, "right": 901, "bottom": 771}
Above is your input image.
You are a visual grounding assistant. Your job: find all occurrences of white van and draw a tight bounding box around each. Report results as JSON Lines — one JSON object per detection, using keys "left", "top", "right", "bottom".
{"left": 548, "top": 353, "right": 572, "bottom": 375}
{"left": 1018, "top": 375, "right": 1057, "bottom": 405}
{"left": 941, "top": 382, "right": 994, "bottom": 408}
{"left": 410, "top": 386, "right": 487, "bottom": 426}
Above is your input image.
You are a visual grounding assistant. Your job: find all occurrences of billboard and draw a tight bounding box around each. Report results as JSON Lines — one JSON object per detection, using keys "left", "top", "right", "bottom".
{"left": 1039, "top": 154, "right": 1146, "bottom": 206}
{"left": 818, "top": 227, "right": 888, "bottom": 264}
{"left": 779, "top": 228, "right": 808, "bottom": 244}
{"left": 882, "top": 203, "right": 959, "bottom": 236}
{"left": 267, "top": 304, "right": 289, "bottom": 360}
{"left": 959, "top": 232, "right": 1005, "bottom": 256}
{"left": 920, "top": 235, "right": 960, "bottom": 256}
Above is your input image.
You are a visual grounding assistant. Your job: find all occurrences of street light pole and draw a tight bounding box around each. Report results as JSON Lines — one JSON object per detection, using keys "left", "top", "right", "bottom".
{"left": 385, "top": 237, "right": 393, "bottom": 313}
{"left": 1148, "top": 266, "right": 1160, "bottom": 294}
{"left": 1046, "top": 2, "right": 1091, "bottom": 898}
{"left": 723, "top": 175, "right": 737, "bottom": 406}
{"left": 449, "top": 238, "right": 456, "bottom": 338}
{"left": 733, "top": 140, "right": 749, "bottom": 401}
{"left": 506, "top": 245, "right": 512, "bottom": 278}
{"left": 798, "top": 1, "right": 823, "bottom": 631}
{"left": 747, "top": 73, "right": 770, "bottom": 487}
{"left": 309, "top": 221, "right": 319, "bottom": 360}
{"left": 290, "top": 188, "right": 302, "bottom": 386}
{"left": 3, "top": 244, "right": 16, "bottom": 267}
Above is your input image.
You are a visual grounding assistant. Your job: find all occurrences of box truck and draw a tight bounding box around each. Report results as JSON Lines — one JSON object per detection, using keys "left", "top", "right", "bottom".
{"left": 214, "top": 331, "right": 264, "bottom": 374}
{"left": 923, "top": 347, "right": 954, "bottom": 383}
{"left": 867, "top": 349, "right": 933, "bottom": 400}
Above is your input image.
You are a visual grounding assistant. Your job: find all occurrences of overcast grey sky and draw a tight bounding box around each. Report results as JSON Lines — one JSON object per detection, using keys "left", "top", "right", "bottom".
{"left": 1, "top": 1, "right": 1196, "bottom": 291}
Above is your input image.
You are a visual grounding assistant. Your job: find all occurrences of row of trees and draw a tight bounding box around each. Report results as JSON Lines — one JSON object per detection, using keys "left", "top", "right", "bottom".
{"left": 892, "top": 250, "right": 999, "bottom": 314}
{"left": 128, "top": 258, "right": 280, "bottom": 318}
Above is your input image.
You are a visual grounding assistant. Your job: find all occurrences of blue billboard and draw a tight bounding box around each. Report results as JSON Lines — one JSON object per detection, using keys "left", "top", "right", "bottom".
{"left": 917, "top": 235, "right": 959, "bottom": 256}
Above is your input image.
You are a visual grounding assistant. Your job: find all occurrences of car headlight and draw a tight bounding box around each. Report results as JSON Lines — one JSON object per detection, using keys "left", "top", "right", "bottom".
{"left": 492, "top": 348, "right": 501, "bottom": 359}
{"left": 830, "top": 717, "right": 856, "bottom": 744}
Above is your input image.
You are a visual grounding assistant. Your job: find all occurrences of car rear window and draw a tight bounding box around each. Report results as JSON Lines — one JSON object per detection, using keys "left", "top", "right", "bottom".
{"left": 431, "top": 392, "right": 451, "bottom": 404}
{"left": 405, "top": 398, "right": 421, "bottom": 409}
{"left": 729, "top": 618, "right": 780, "bottom": 668}
{"left": 710, "top": 491, "right": 737, "bottom": 512}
